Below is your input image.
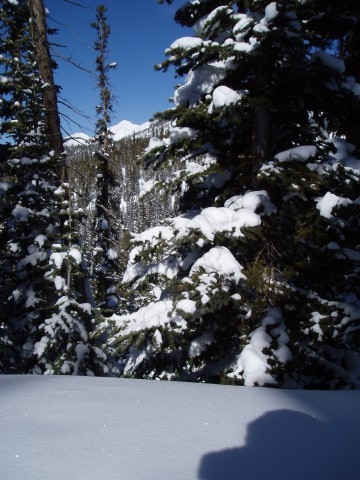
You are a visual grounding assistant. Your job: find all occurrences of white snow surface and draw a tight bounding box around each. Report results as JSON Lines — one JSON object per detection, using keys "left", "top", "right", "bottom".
{"left": 169, "top": 36, "right": 203, "bottom": 50}
{"left": 211, "top": 85, "right": 243, "bottom": 109}
{"left": 190, "top": 246, "right": 246, "bottom": 284}
{"left": 173, "top": 204, "right": 261, "bottom": 241}
{"left": 0, "top": 375, "right": 359, "bottom": 480}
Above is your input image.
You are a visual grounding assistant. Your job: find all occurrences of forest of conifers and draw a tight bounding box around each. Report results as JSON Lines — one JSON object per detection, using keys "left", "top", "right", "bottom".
{"left": 1, "top": 0, "right": 360, "bottom": 389}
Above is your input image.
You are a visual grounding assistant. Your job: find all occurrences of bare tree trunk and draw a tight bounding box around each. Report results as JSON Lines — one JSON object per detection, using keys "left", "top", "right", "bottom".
{"left": 28, "top": 0, "right": 64, "bottom": 158}
{"left": 253, "top": 63, "right": 270, "bottom": 170}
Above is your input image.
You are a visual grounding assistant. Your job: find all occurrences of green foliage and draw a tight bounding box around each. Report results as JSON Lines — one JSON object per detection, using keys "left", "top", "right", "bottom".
{"left": 105, "top": 0, "right": 360, "bottom": 388}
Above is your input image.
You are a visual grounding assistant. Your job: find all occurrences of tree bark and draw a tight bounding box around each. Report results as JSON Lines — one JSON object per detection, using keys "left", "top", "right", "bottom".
{"left": 253, "top": 62, "right": 270, "bottom": 164}
{"left": 28, "top": 0, "right": 64, "bottom": 158}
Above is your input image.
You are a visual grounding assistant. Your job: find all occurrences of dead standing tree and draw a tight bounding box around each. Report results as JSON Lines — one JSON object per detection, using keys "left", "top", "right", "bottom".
{"left": 28, "top": 0, "right": 64, "bottom": 159}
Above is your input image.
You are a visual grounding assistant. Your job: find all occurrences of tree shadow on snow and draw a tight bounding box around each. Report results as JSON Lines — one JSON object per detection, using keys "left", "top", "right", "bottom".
{"left": 198, "top": 409, "right": 359, "bottom": 480}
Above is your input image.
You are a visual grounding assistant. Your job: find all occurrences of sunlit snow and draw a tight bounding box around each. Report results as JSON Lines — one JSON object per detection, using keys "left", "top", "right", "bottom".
{"left": 0, "top": 376, "right": 359, "bottom": 480}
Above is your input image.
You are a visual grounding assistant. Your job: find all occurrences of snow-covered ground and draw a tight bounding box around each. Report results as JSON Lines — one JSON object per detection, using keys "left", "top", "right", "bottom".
{"left": 0, "top": 376, "right": 359, "bottom": 480}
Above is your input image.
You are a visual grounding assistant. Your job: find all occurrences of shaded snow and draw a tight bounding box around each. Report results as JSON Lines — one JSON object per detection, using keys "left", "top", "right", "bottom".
{"left": 312, "top": 51, "right": 346, "bottom": 73}
{"left": 229, "top": 309, "right": 292, "bottom": 386}
{"left": 233, "top": 15, "right": 254, "bottom": 41}
{"left": 0, "top": 376, "right": 359, "bottom": 480}
{"left": 194, "top": 6, "right": 230, "bottom": 37}
{"left": 275, "top": 145, "right": 317, "bottom": 163}
{"left": 264, "top": 2, "right": 279, "bottom": 24}
{"left": 316, "top": 192, "right": 352, "bottom": 219}
{"left": 170, "top": 126, "right": 199, "bottom": 144}
{"left": 174, "top": 62, "right": 228, "bottom": 107}
{"left": 189, "top": 332, "right": 214, "bottom": 358}
{"left": 224, "top": 190, "right": 276, "bottom": 215}
{"left": 329, "top": 137, "right": 360, "bottom": 171}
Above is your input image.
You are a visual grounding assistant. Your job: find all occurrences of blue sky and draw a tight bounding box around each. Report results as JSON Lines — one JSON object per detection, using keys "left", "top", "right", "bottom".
{"left": 46, "top": 0, "right": 190, "bottom": 136}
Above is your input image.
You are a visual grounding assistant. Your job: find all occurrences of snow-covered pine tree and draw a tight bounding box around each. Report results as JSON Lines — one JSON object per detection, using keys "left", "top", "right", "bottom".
{"left": 91, "top": 4, "right": 120, "bottom": 315}
{"left": 0, "top": 0, "right": 107, "bottom": 375}
{"left": 105, "top": 1, "right": 360, "bottom": 388}
{"left": 0, "top": 0, "right": 60, "bottom": 372}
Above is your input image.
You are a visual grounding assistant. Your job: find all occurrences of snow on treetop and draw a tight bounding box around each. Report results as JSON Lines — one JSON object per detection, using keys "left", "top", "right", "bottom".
{"left": 224, "top": 190, "right": 277, "bottom": 215}
{"left": 173, "top": 206, "right": 261, "bottom": 242}
{"left": 193, "top": 5, "right": 232, "bottom": 37}
{"left": 111, "top": 299, "right": 184, "bottom": 338}
{"left": 174, "top": 62, "right": 228, "bottom": 107}
{"left": 169, "top": 37, "right": 203, "bottom": 50}
{"left": 211, "top": 85, "right": 244, "bottom": 109}
{"left": 173, "top": 190, "right": 276, "bottom": 242}
{"left": 316, "top": 192, "right": 352, "bottom": 219}
{"left": 189, "top": 246, "right": 246, "bottom": 284}
{"left": 233, "top": 40, "right": 259, "bottom": 53}
{"left": 233, "top": 14, "right": 254, "bottom": 40}
{"left": 145, "top": 136, "right": 168, "bottom": 153}
{"left": 123, "top": 190, "right": 277, "bottom": 284}
{"left": 170, "top": 126, "right": 199, "bottom": 144}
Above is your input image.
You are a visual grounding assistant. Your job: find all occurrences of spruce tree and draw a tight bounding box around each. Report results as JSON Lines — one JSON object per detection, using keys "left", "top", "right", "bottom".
{"left": 91, "top": 4, "right": 119, "bottom": 314}
{"left": 0, "top": 0, "right": 107, "bottom": 375}
{"left": 106, "top": 1, "right": 360, "bottom": 388}
{"left": 0, "top": 0, "right": 60, "bottom": 371}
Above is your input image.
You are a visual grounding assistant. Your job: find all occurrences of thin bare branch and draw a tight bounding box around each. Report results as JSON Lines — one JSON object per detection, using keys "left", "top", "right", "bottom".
{"left": 64, "top": 0, "right": 91, "bottom": 9}
{"left": 58, "top": 95, "right": 92, "bottom": 120}
{"left": 60, "top": 111, "right": 94, "bottom": 136}
{"left": 50, "top": 47, "right": 95, "bottom": 77}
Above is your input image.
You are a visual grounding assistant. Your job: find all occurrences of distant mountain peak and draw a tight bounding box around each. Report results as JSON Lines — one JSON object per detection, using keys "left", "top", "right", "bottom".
{"left": 109, "top": 120, "right": 151, "bottom": 141}
{"left": 63, "top": 132, "right": 92, "bottom": 147}
{"left": 64, "top": 119, "right": 151, "bottom": 146}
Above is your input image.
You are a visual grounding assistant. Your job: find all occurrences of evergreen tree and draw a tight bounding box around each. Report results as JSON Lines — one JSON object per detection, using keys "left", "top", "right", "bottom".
{"left": 91, "top": 4, "right": 119, "bottom": 314}
{"left": 106, "top": 1, "right": 360, "bottom": 388}
{"left": 0, "top": 0, "right": 60, "bottom": 371}
{"left": 0, "top": 0, "right": 107, "bottom": 375}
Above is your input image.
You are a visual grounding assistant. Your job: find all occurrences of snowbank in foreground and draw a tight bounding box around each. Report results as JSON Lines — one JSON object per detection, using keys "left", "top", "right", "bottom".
{"left": 0, "top": 376, "right": 359, "bottom": 480}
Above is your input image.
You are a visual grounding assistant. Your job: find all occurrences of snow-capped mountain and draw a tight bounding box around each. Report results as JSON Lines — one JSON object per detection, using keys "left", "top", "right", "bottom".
{"left": 110, "top": 119, "right": 151, "bottom": 141}
{"left": 63, "top": 132, "right": 92, "bottom": 147}
{"left": 64, "top": 120, "right": 151, "bottom": 146}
